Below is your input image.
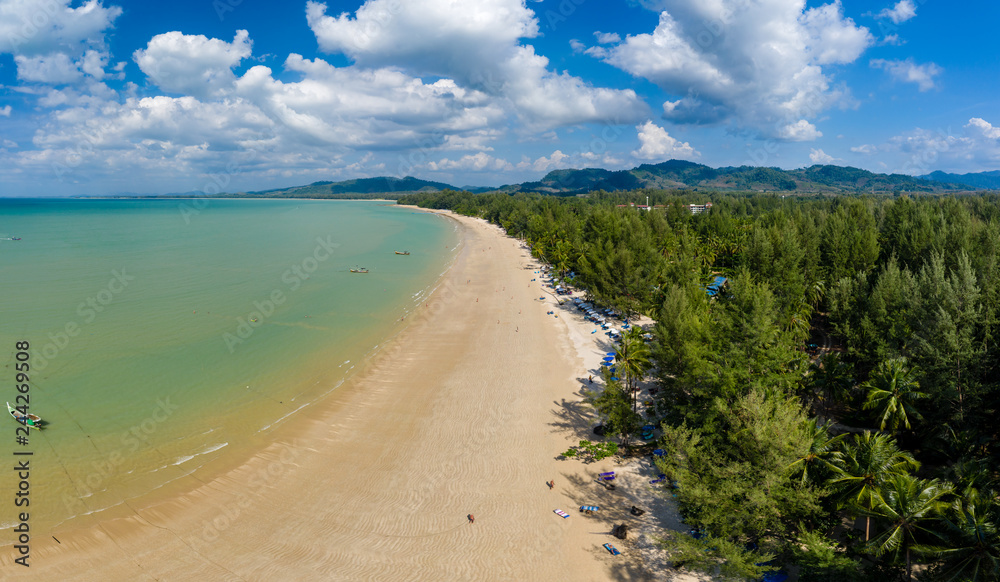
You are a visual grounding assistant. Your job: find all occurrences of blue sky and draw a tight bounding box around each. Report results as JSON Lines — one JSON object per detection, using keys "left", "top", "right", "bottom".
{"left": 1, "top": 0, "right": 998, "bottom": 196}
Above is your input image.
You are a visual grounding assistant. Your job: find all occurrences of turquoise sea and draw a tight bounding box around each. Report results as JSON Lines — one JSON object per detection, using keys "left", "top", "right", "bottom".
{"left": 0, "top": 199, "right": 456, "bottom": 532}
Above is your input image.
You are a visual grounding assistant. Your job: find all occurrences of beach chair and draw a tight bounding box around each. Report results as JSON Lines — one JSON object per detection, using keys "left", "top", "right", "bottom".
{"left": 598, "top": 471, "right": 615, "bottom": 482}
{"left": 580, "top": 505, "right": 599, "bottom": 514}
{"left": 553, "top": 509, "right": 570, "bottom": 519}
{"left": 652, "top": 448, "right": 665, "bottom": 457}
{"left": 650, "top": 474, "right": 666, "bottom": 484}
{"left": 603, "top": 543, "right": 621, "bottom": 555}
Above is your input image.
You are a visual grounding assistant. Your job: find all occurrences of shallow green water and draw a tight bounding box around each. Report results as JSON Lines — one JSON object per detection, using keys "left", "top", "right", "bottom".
{"left": 0, "top": 199, "right": 455, "bottom": 530}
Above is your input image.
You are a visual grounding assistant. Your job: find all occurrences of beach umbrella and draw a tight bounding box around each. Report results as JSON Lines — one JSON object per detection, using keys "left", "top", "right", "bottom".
{"left": 603, "top": 356, "right": 615, "bottom": 362}
{"left": 606, "top": 352, "right": 616, "bottom": 356}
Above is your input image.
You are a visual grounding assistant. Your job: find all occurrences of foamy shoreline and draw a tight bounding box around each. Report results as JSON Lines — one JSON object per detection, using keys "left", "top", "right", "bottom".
{"left": 3, "top": 208, "right": 682, "bottom": 581}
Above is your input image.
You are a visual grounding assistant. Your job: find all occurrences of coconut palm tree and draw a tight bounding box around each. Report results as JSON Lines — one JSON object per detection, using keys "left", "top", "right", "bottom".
{"left": 829, "top": 431, "right": 919, "bottom": 541}
{"left": 862, "top": 357, "right": 928, "bottom": 433}
{"left": 930, "top": 492, "right": 1000, "bottom": 582}
{"left": 866, "top": 474, "right": 952, "bottom": 582}
{"left": 614, "top": 326, "right": 652, "bottom": 413}
{"left": 808, "top": 352, "right": 854, "bottom": 413}
{"left": 787, "top": 418, "right": 846, "bottom": 486}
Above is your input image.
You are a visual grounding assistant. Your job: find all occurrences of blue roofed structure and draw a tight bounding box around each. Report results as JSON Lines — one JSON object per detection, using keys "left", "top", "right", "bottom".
{"left": 706, "top": 276, "right": 728, "bottom": 297}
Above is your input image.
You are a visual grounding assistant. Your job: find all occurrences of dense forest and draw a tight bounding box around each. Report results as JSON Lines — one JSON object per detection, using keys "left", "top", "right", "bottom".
{"left": 398, "top": 188, "right": 1000, "bottom": 581}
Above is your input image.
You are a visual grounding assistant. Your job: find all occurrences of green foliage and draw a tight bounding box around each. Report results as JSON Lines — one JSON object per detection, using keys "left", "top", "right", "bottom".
{"left": 656, "top": 389, "right": 824, "bottom": 545}
{"left": 862, "top": 357, "right": 928, "bottom": 432}
{"left": 792, "top": 528, "right": 866, "bottom": 582}
{"left": 829, "top": 431, "right": 920, "bottom": 541}
{"left": 586, "top": 372, "right": 642, "bottom": 448}
{"left": 660, "top": 530, "right": 776, "bottom": 581}
{"left": 561, "top": 440, "right": 619, "bottom": 462}
{"left": 866, "top": 474, "right": 952, "bottom": 581}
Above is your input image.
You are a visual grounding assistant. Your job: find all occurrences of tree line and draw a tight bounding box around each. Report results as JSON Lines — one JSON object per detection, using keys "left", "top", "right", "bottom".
{"left": 397, "top": 189, "right": 1000, "bottom": 581}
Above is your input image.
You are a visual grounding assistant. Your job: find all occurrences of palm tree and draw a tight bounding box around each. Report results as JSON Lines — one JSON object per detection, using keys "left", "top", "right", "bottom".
{"left": 787, "top": 418, "right": 846, "bottom": 486}
{"left": 930, "top": 492, "right": 1000, "bottom": 582}
{"left": 829, "top": 431, "right": 919, "bottom": 541}
{"left": 808, "top": 352, "right": 854, "bottom": 413}
{"left": 862, "top": 357, "right": 928, "bottom": 433}
{"left": 867, "top": 474, "right": 952, "bottom": 582}
{"left": 784, "top": 298, "right": 813, "bottom": 341}
{"left": 614, "top": 326, "right": 652, "bottom": 413}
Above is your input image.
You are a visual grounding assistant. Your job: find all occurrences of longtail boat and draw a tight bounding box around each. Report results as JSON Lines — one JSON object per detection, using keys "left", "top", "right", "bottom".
{"left": 7, "top": 402, "right": 42, "bottom": 430}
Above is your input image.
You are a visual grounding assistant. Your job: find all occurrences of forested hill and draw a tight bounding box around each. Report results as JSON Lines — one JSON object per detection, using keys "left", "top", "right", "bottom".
{"left": 229, "top": 176, "right": 456, "bottom": 198}
{"left": 156, "top": 160, "right": 985, "bottom": 200}
{"left": 501, "top": 160, "right": 973, "bottom": 195}
{"left": 922, "top": 169, "right": 1000, "bottom": 190}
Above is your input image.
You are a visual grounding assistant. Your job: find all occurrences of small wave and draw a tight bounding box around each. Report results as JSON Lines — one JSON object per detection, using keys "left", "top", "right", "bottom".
{"left": 257, "top": 402, "right": 310, "bottom": 433}
{"left": 173, "top": 442, "right": 228, "bottom": 466}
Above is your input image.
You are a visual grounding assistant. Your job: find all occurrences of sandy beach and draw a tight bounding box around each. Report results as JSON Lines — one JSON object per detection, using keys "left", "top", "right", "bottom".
{"left": 3, "top": 210, "right": 685, "bottom": 581}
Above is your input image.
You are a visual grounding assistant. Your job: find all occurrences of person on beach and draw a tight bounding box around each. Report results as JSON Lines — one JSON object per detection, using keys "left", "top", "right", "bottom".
{"left": 547, "top": 480, "right": 554, "bottom": 490}
{"left": 468, "top": 514, "right": 475, "bottom": 524}
{"left": 589, "top": 375, "right": 593, "bottom": 384}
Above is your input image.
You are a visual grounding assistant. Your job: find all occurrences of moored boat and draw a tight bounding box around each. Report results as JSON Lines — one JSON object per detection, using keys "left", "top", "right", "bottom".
{"left": 350, "top": 267, "right": 369, "bottom": 273}
{"left": 394, "top": 251, "right": 410, "bottom": 255}
{"left": 7, "top": 402, "right": 42, "bottom": 430}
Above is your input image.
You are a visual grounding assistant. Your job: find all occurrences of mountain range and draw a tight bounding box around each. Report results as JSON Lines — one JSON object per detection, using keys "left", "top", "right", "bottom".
{"left": 209, "top": 160, "right": 998, "bottom": 198}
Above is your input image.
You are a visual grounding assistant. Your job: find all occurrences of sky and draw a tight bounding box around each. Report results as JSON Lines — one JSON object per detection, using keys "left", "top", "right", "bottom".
{"left": 1, "top": 0, "right": 999, "bottom": 196}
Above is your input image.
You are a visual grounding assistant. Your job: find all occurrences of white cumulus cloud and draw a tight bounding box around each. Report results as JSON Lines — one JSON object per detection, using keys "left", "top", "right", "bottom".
{"left": 878, "top": 1, "right": 917, "bottom": 24}
{"left": 0, "top": 0, "right": 121, "bottom": 84}
{"left": 871, "top": 58, "right": 941, "bottom": 91}
{"left": 594, "top": 31, "right": 621, "bottom": 44}
{"left": 809, "top": 148, "right": 839, "bottom": 164}
{"left": 305, "top": 0, "right": 646, "bottom": 129}
{"left": 518, "top": 150, "right": 570, "bottom": 173}
{"left": 0, "top": 105, "right": 10, "bottom": 117}
{"left": 134, "top": 30, "right": 252, "bottom": 99}
{"left": 597, "top": 0, "right": 872, "bottom": 139}
{"left": 427, "top": 153, "right": 512, "bottom": 172}
{"left": 965, "top": 118, "right": 1000, "bottom": 140}
{"left": 0, "top": 0, "right": 121, "bottom": 56}
{"left": 631, "top": 120, "right": 698, "bottom": 160}
{"left": 778, "top": 120, "right": 823, "bottom": 142}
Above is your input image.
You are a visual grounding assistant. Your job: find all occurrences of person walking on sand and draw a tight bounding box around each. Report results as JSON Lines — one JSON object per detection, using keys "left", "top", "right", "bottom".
{"left": 548, "top": 480, "right": 554, "bottom": 490}
{"left": 468, "top": 514, "right": 475, "bottom": 524}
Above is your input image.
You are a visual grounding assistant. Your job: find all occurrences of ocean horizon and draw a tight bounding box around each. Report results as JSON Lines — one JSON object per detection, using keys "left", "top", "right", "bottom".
{"left": 0, "top": 198, "right": 456, "bottom": 533}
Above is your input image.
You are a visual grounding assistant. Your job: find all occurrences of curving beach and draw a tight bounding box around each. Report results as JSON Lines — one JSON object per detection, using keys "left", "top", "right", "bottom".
{"left": 3, "top": 210, "right": 679, "bottom": 581}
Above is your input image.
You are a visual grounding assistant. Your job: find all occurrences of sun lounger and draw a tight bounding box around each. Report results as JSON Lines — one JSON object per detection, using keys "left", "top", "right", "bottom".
{"left": 603, "top": 543, "right": 621, "bottom": 555}
{"left": 580, "top": 505, "right": 599, "bottom": 513}
{"left": 553, "top": 509, "right": 570, "bottom": 518}
{"left": 650, "top": 474, "right": 667, "bottom": 484}
{"left": 598, "top": 471, "right": 615, "bottom": 481}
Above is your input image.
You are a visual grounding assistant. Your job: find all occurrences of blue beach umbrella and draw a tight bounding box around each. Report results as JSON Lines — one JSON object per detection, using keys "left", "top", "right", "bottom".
{"left": 602, "top": 356, "right": 615, "bottom": 362}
